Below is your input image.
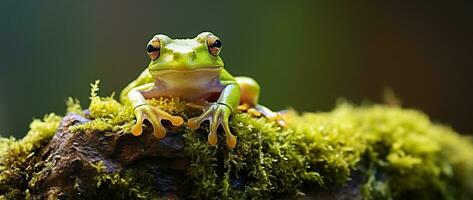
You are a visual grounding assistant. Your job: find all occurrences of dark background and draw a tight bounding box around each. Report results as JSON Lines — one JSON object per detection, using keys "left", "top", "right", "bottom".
{"left": 0, "top": 1, "right": 472, "bottom": 137}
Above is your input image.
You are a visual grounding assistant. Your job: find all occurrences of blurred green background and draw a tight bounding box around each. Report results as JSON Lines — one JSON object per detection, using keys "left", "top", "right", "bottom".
{"left": 1, "top": 1, "right": 472, "bottom": 137}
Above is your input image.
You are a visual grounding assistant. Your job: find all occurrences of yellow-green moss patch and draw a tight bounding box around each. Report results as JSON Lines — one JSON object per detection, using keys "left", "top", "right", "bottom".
{"left": 0, "top": 113, "right": 62, "bottom": 199}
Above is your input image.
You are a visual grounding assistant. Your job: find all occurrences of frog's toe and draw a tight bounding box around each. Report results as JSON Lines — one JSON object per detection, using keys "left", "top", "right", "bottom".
{"left": 252, "top": 105, "right": 287, "bottom": 128}
{"left": 226, "top": 134, "right": 237, "bottom": 148}
{"left": 131, "top": 109, "right": 145, "bottom": 136}
{"left": 162, "top": 114, "right": 184, "bottom": 127}
{"left": 187, "top": 118, "right": 201, "bottom": 131}
{"left": 150, "top": 106, "right": 184, "bottom": 127}
{"left": 188, "top": 107, "right": 213, "bottom": 130}
{"left": 208, "top": 108, "right": 221, "bottom": 146}
{"left": 208, "top": 131, "right": 218, "bottom": 145}
{"left": 222, "top": 117, "right": 237, "bottom": 148}
{"left": 187, "top": 105, "right": 220, "bottom": 145}
{"left": 188, "top": 103, "right": 235, "bottom": 147}
{"left": 266, "top": 112, "right": 288, "bottom": 128}
{"left": 153, "top": 124, "right": 167, "bottom": 139}
{"left": 146, "top": 112, "right": 167, "bottom": 139}
{"left": 237, "top": 103, "right": 250, "bottom": 111}
{"left": 170, "top": 116, "right": 184, "bottom": 126}
{"left": 131, "top": 123, "right": 143, "bottom": 136}
{"left": 247, "top": 108, "right": 262, "bottom": 117}
{"left": 131, "top": 104, "right": 184, "bottom": 139}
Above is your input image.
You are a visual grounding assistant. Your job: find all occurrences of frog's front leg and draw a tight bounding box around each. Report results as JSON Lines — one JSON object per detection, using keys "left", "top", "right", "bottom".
{"left": 236, "top": 77, "right": 287, "bottom": 127}
{"left": 188, "top": 83, "right": 240, "bottom": 148}
{"left": 128, "top": 83, "right": 184, "bottom": 138}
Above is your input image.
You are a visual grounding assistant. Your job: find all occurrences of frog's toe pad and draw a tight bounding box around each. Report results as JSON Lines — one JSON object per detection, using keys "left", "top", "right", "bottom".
{"left": 238, "top": 103, "right": 262, "bottom": 117}
{"left": 208, "top": 132, "right": 218, "bottom": 145}
{"left": 153, "top": 124, "right": 167, "bottom": 139}
{"left": 226, "top": 134, "right": 237, "bottom": 148}
{"left": 237, "top": 103, "right": 251, "bottom": 111}
{"left": 247, "top": 108, "right": 262, "bottom": 117}
{"left": 131, "top": 123, "right": 143, "bottom": 136}
{"left": 169, "top": 116, "right": 184, "bottom": 126}
{"left": 187, "top": 117, "right": 203, "bottom": 130}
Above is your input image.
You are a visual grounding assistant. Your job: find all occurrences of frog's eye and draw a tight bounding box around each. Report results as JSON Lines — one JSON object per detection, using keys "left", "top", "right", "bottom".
{"left": 146, "top": 37, "right": 161, "bottom": 60}
{"left": 206, "top": 35, "right": 222, "bottom": 56}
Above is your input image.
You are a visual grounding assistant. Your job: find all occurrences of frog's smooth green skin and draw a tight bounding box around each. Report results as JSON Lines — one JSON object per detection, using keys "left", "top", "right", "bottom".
{"left": 120, "top": 32, "right": 278, "bottom": 148}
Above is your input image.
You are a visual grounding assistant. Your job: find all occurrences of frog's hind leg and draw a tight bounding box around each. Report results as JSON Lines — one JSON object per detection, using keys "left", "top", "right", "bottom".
{"left": 235, "top": 77, "right": 260, "bottom": 115}
{"left": 235, "top": 77, "right": 287, "bottom": 127}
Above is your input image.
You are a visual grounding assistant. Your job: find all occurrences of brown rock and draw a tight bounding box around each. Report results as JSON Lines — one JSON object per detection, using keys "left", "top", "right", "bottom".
{"left": 29, "top": 114, "right": 188, "bottom": 199}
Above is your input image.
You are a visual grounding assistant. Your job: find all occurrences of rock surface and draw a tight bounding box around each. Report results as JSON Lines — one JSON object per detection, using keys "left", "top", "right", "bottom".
{"left": 30, "top": 114, "right": 189, "bottom": 199}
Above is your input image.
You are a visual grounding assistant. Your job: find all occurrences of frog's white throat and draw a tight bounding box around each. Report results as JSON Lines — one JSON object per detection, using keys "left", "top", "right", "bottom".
{"left": 153, "top": 67, "right": 224, "bottom": 93}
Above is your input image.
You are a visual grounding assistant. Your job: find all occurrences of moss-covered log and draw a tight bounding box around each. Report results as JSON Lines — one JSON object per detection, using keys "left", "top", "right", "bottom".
{"left": 0, "top": 84, "right": 472, "bottom": 199}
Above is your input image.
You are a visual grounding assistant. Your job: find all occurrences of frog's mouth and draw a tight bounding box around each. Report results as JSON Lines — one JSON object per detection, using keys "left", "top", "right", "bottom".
{"left": 150, "top": 66, "right": 223, "bottom": 75}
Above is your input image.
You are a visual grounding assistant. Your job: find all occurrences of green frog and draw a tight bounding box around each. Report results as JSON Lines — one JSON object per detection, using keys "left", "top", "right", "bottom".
{"left": 120, "top": 32, "right": 284, "bottom": 148}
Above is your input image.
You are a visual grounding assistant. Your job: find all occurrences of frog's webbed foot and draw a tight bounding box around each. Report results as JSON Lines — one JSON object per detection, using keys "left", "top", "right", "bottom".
{"left": 238, "top": 103, "right": 287, "bottom": 127}
{"left": 187, "top": 102, "right": 237, "bottom": 148}
{"left": 131, "top": 104, "right": 184, "bottom": 139}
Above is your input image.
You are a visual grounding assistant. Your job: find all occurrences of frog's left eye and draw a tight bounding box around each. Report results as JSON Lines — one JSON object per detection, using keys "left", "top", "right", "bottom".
{"left": 146, "top": 37, "right": 161, "bottom": 60}
{"left": 207, "top": 35, "right": 222, "bottom": 56}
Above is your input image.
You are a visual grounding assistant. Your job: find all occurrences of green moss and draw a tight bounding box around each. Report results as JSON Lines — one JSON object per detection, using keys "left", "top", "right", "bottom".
{"left": 288, "top": 104, "right": 473, "bottom": 199}
{"left": 1, "top": 82, "right": 473, "bottom": 199}
{"left": 181, "top": 103, "right": 473, "bottom": 199}
{"left": 66, "top": 97, "right": 84, "bottom": 115}
{"left": 91, "top": 162, "right": 161, "bottom": 200}
{"left": 0, "top": 113, "right": 62, "bottom": 199}
{"left": 70, "top": 80, "right": 135, "bottom": 134}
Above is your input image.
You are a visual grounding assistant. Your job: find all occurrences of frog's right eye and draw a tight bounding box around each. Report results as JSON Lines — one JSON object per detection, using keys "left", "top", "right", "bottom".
{"left": 206, "top": 35, "right": 222, "bottom": 56}
{"left": 146, "top": 38, "right": 161, "bottom": 60}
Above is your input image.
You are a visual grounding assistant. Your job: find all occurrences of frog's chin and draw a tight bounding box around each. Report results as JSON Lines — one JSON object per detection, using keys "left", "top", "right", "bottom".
{"left": 150, "top": 66, "right": 223, "bottom": 75}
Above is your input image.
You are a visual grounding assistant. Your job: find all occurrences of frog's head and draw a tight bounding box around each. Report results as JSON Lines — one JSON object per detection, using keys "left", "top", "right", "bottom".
{"left": 145, "top": 32, "right": 224, "bottom": 76}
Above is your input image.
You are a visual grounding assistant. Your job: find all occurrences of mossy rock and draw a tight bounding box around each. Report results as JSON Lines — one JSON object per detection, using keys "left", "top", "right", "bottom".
{"left": 0, "top": 84, "right": 472, "bottom": 199}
